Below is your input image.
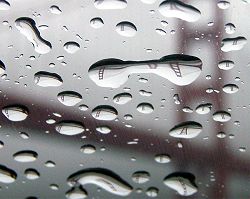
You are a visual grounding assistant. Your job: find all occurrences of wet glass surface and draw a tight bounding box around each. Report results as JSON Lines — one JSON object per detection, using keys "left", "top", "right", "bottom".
{"left": 0, "top": 0, "right": 250, "bottom": 198}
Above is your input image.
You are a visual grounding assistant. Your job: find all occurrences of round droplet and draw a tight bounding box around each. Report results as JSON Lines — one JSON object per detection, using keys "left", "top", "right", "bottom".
{"left": 80, "top": 145, "right": 96, "bottom": 154}
{"left": 137, "top": 103, "right": 154, "bottom": 114}
{"left": 92, "top": 105, "right": 118, "bottom": 121}
{"left": 96, "top": 126, "right": 111, "bottom": 134}
{"left": 154, "top": 154, "right": 171, "bottom": 163}
{"left": 58, "top": 91, "right": 82, "bottom": 106}
{"left": 90, "top": 17, "right": 104, "bottom": 29}
{"left": 55, "top": 121, "right": 85, "bottom": 136}
{"left": 25, "top": 169, "right": 40, "bottom": 180}
{"left": 218, "top": 60, "right": 234, "bottom": 70}
{"left": 64, "top": 42, "right": 80, "bottom": 54}
{"left": 113, "top": 93, "right": 132, "bottom": 105}
{"left": 212, "top": 111, "right": 231, "bottom": 122}
{"left": 13, "top": 151, "right": 37, "bottom": 162}
{"left": 222, "top": 84, "right": 239, "bottom": 94}
{"left": 2, "top": 105, "right": 28, "bottom": 121}
{"left": 146, "top": 187, "right": 158, "bottom": 197}
{"left": 195, "top": 103, "right": 212, "bottom": 115}
{"left": 116, "top": 21, "right": 137, "bottom": 37}
{"left": 34, "top": 71, "right": 63, "bottom": 87}
{"left": 221, "top": 36, "right": 247, "bottom": 52}
{"left": 132, "top": 171, "right": 150, "bottom": 184}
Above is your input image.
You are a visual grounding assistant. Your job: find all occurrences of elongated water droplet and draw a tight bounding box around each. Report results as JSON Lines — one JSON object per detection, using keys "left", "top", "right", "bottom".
{"left": 58, "top": 91, "right": 82, "bottom": 106}
{"left": 155, "top": 154, "right": 171, "bottom": 163}
{"left": 218, "top": 60, "right": 234, "bottom": 70}
{"left": 0, "top": 0, "right": 10, "bottom": 10}
{"left": 131, "top": 171, "right": 150, "bottom": 184}
{"left": 222, "top": 84, "right": 239, "bottom": 94}
{"left": 137, "top": 103, "right": 154, "bottom": 114}
{"left": 116, "top": 21, "right": 137, "bottom": 37}
{"left": 34, "top": 71, "right": 63, "bottom": 87}
{"left": 55, "top": 121, "right": 85, "bottom": 136}
{"left": 221, "top": 36, "right": 247, "bottom": 52}
{"left": 113, "top": 93, "right": 132, "bottom": 105}
{"left": 13, "top": 151, "right": 38, "bottom": 162}
{"left": 159, "top": 0, "right": 201, "bottom": 22}
{"left": 2, "top": 105, "right": 28, "bottom": 121}
{"left": 67, "top": 169, "right": 133, "bottom": 196}
{"left": 94, "top": 0, "right": 127, "bottom": 10}
{"left": 213, "top": 111, "right": 231, "bottom": 122}
{"left": 64, "top": 42, "right": 80, "bottom": 54}
{"left": 156, "top": 28, "right": 166, "bottom": 35}
{"left": 49, "top": 5, "right": 62, "bottom": 14}
{"left": 195, "top": 103, "right": 212, "bottom": 115}
{"left": 0, "top": 165, "right": 16, "bottom": 183}
{"left": 96, "top": 126, "right": 111, "bottom": 134}
{"left": 88, "top": 54, "right": 202, "bottom": 88}
{"left": 66, "top": 187, "right": 88, "bottom": 199}
{"left": 92, "top": 106, "right": 118, "bottom": 121}
{"left": 164, "top": 172, "right": 198, "bottom": 196}
{"left": 139, "top": 90, "right": 152, "bottom": 97}
{"left": 182, "top": 107, "right": 193, "bottom": 113}
{"left": 25, "top": 169, "right": 40, "bottom": 180}
{"left": 169, "top": 121, "right": 202, "bottom": 139}
{"left": 15, "top": 17, "right": 52, "bottom": 54}
{"left": 90, "top": 17, "right": 104, "bottom": 29}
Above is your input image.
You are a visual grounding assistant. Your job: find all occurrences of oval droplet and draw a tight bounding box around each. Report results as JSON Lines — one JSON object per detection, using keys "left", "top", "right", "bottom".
{"left": 96, "top": 126, "right": 111, "bottom": 134}
{"left": 137, "top": 103, "right": 154, "bottom": 114}
{"left": 116, "top": 21, "right": 137, "bottom": 37}
{"left": 2, "top": 105, "right": 28, "bottom": 121}
{"left": 94, "top": 0, "right": 127, "bottom": 10}
{"left": 218, "top": 60, "right": 235, "bottom": 70}
{"left": 113, "top": 93, "right": 132, "bottom": 105}
{"left": 58, "top": 91, "right": 82, "bottom": 106}
{"left": 80, "top": 145, "right": 96, "bottom": 154}
{"left": 222, "top": 84, "right": 239, "bottom": 94}
{"left": 131, "top": 171, "right": 150, "bottom": 184}
{"left": 25, "top": 169, "right": 40, "bottom": 180}
{"left": 55, "top": 121, "right": 85, "bottom": 136}
{"left": 13, "top": 151, "right": 38, "bottom": 162}
{"left": 34, "top": 71, "right": 63, "bottom": 87}
{"left": 154, "top": 154, "right": 171, "bottom": 163}
{"left": 64, "top": 42, "right": 80, "bottom": 54}
{"left": 92, "top": 105, "right": 118, "bottom": 121}
{"left": 90, "top": 17, "right": 104, "bottom": 29}
{"left": 212, "top": 111, "right": 231, "bottom": 122}
{"left": 0, "top": 165, "right": 16, "bottom": 183}
{"left": 195, "top": 103, "right": 212, "bottom": 115}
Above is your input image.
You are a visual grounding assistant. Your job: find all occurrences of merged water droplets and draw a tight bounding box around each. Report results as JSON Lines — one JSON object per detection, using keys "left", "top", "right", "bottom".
{"left": 131, "top": 171, "right": 150, "bottom": 184}
{"left": 163, "top": 172, "right": 198, "bottom": 196}
{"left": 58, "top": 91, "right": 82, "bottom": 106}
{"left": 212, "top": 111, "right": 231, "bottom": 122}
{"left": 13, "top": 151, "right": 38, "bottom": 162}
{"left": 0, "top": 165, "right": 17, "bottom": 183}
{"left": 137, "top": 103, "right": 154, "bottom": 114}
{"left": 169, "top": 121, "right": 202, "bottom": 139}
{"left": 64, "top": 42, "right": 80, "bottom": 54}
{"left": 116, "top": 22, "right": 137, "bottom": 37}
{"left": 0, "top": 0, "right": 10, "bottom": 10}
{"left": 88, "top": 54, "right": 202, "bottom": 88}
{"left": 67, "top": 169, "right": 133, "bottom": 196}
{"left": 113, "top": 93, "right": 132, "bottom": 105}
{"left": 159, "top": 0, "right": 201, "bottom": 22}
{"left": 90, "top": 17, "right": 104, "bottom": 29}
{"left": 15, "top": 17, "right": 52, "bottom": 54}
{"left": 34, "top": 71, "right": 63, "bottom": 87}
{"left": 2, "top": 105, "right": 28, "bottom": 121}
{"left": 55, "top": 121, "right": 85, "bottom": 136}
{"left": 94, "top": 0, "right": 127, "bottom": 10}
{"left": 221, "top": 36, "right": 247, "bottom": 52}
{"left": 92, "top": 105, "right": 118, "bottom": 121}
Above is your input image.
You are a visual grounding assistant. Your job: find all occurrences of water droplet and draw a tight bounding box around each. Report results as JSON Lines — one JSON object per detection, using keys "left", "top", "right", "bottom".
{"left": 2, "top": 105, "right": 28, "bottom": 121}
{"left": 79, "top": 104, "right": 89, "bottom": 111}
{"left": 92, "top": 105, "right": 118, "bottom": 121}
{"left": 34, "top": 71, "right": 63, "bottom": 87}
{"left": 49, "top": 5, "right": 62, "bottom": 14}
{"left": 46, "top": 119, "right": 56, "bottom": 124}
{"left": 80, "top": 145, "right": 96, "bottom": 154}
{"left": 141, "top": 0, "right": 157, "bottom": 4}
{"left": 96, "top": 126, "right": 111, "bottom": 134}
{"left": 218, "top": 60, "right": 235, "bottom": 70}
{"left": 173, "top": 94, "right": 181, "bottom": 104}
{"left": 131, "top": 171, "right": 150, "bottom": 184}
{"left": 90, "top": 17, "right": 104, "bottom": 29}
{"left": 66, "top": 187, "right": 88, "bottom": 199}
{"left": 217, "top": 1, "right": 230, "bottom": 9}
{"left": 45, "top": 161, "right": 56, "bottom": 168}
{"left": 217, "top": 132, "right": 226, "bottom": 138}
{"left": 0, "top": 0, "right": 10, "bottom": 10}
{"left": 55, "top": 121, "right": 85, "bottom": 136}
{"left": 13, "top": 151, "right": 37, "bottom": 162}
{"left": 38, "top": 25, "right": 49, "bottom": 30}
{"left": 164, "top": 172, "right": 198, "bottom": 196}
{"left": 137, "top": 103, "right": 154, "bottom": 114}
{"left": 94, "top": 0, "right": 127, "bottom": 10}
{"left": 225, "top": 23, "right": 236, "bottom": 34}
{"left": 113, "top": 93, "right": 132, "bottom": 105}
{"left": 239, "top": 147, "right": 246, "bottom": 152}
{"left": 139, "top": 90, "right": 152, "bottom": 97}
{"left": 124, "top": 114, "right": 133, "bottom": 120}
{"left": 222, "top": 84, "right": 239, "bottom": 94}
{"left": 116, "top": 21, "right": 137, "bottom": 37}
{"left": 154, "top": 154, "right": 171, "bottom": 163}
{"left": 0, "top": 165, "right": 16, "bottom": 183}
{"left": 195, "top": 103, "right": 212, "bottom": 115}
{"left": 50, "top": 184, "right": 59, "bottom": 190}
{"left": 212, "top": 111, "right": 231, "bottom": 122}
{"left": 67, "top": 169, "right": 133, "bottom": 196}
{"left": 24, "top": 169, "right": 40, "bottom": 180}
{"left": 146, "top": 187, "right": 158, "bottom": 197}
{"left": 58, "top": 91, "right": 82, "bottom": 106}
{"left": 88, "top": 54, "right": 202, "bottom": 88}
{"left": 15, "top": 17, "right": 52, "bottom": 54}
{"left": 156, "top": 28, "right": 167, "bottom": 36}
{"left": 64, "top": 42, "right": 80, "bottom": 54}
{"left": 0, "top": 60, "right": 5, "bottom": 75}
{"left": 169, "top": 121, "right": 202, "bottom": 139}
{"left": 182, "top": 107, "right": 193, "bottom": 113}
{"left": 159, "top": 0, "right": 201, "bottom": 22}
{"left": 221, "top": 36, "right": 247, "bottom": 52}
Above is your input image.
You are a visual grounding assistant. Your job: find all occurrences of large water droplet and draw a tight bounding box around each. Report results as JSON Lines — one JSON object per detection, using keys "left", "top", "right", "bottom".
{"left": 212, "top": 111, "right": 231, "bottom": 122}
{"left": 169, "top": 121, "right": 202, "bottom": 139}
{"left": 221, "top": 36, "right": 247, "bottom": 52}
{"left": 159, "top": 0, "right": 201, "bottom": 22}
{"left": 15, "top": 17, "right": 52, "bottom": 54}
{"left": 137, "top": 103, "right": 154, "bottom": 114}
{"left": 0, "top": 165, "right": 16, "bottom": 183}
{"left": 64, "top": 42, "right": 80, "bottom": 54}
{"left": 2, "top": 105, "right": 28, "bottom": 121}
{"left": 222, "top": 84, "right": 239, "bottom": 94}
{"left": 113, "top": 93, "right": 132, "bottom": 105}
{"left": 92, "top": 106, "right": 118, "bottom": 121}
{"left": 164, "top": 172, "right": 198, "bottom": 196}
{"left": 55, "top": 121, "right": 85, "bottom": 136}
{"left": 88, "top": 54, "right": 202, "bottom": 88}
{"left": 131, "top": 171, "right": 150, "bottom": 184}
{"left": 90, "top": 17, "right": 104, "bottom": 29}
{"left": 67, "top": 169, "right": 133, "bottom": 196}
{"left": 116, "top": 21, "right": 137, "bottom": 37}
{"left": 94, "top": 0, "right": 127, "bottom": 10}
{"left": 58, "top": 91, "right": 82, "bottom": 106}
{"left": 13, "top": 151, "right": 38, "bottom": 162}
{"left": 0, "top": 0, "right": 10, "bottom": 10}
{"left": 34, "top": 71, "right": 63, "bottom": 87}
